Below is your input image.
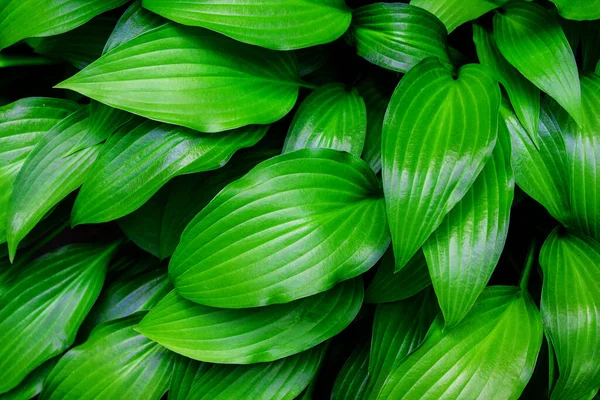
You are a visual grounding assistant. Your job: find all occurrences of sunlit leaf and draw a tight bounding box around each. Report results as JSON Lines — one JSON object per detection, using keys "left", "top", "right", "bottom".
{"left": 411, "top": 0, "right": 508, "bottom": 33}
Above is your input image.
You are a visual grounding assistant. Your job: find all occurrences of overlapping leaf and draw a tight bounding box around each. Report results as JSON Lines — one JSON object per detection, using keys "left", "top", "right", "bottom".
{"left": 550, "top": 0, "right": 600, "bottom": 21}
{"left": 411, "top": 0, "right": 508, "bottom": 33}
{"left": 283, "top": 83, "right": 367, "bottom": 156}
{"left": 0, "top": 357, "right": 58, "bottom": 400}
{"left": 56, "top": 23, "right": 302, "bottom": 132}
{"left": 170, "top": 148, "right": 389, "bottom": 308}
{"left": 142, "top": 0, "right": 352, "bottom": 50}
{"left": 382, "top": 58, "right": 500, "bottom": 271}
{"left": 169, "top": 357, "right": 211, "bottom": 400}
{"left": 331, "top": 341, "right": 370, "bottom": 400}
{"left": 358, "top": 77, "right": 391, "bottom": 173}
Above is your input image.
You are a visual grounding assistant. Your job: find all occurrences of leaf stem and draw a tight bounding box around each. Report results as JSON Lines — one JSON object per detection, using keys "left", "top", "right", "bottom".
{"left": 519, "top": 239, "right": 537, "bottom": 291}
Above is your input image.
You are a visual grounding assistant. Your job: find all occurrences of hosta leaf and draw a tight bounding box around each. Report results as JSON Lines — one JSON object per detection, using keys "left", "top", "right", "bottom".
{"left": 0, "top": 0, "right": 128, "bottom": 50}
{"left": 6, "top": 107, "right": 101, "bottom": 259}
{"left": 0, "top": 357, "right": 58, "bottom": 400}
{"left": 186, "top": 346, "right": 325, "bottom": 400}
{"left": 358, "top": 77, "right": 391, "bottom": 174}
{"left": 40, "top": 313, "right": 175, "bottom": 400}
{"left": 137, "top": 279, "right": 362, "bottom": 363}
{"left": 169, "top": 357, "right": 211, "bottom": 400}
{"left": 500, "top": 99, "right": 571, "bottom": 224}
{"left": 283, "top": 83, "right": 367, "bottom": 156}
{"left": 494, "top": 1, "right": 582, "bottom": 125}
{"left": 170, "top": 148, "right": 389, "bottom": 308}
{"left": 382, "top": 58, "right": 500, "bottom": 271}
{"left": 331, "top": 341, "right": 370, "bottom": 400}
{"left": 366, "top": 289, "right": 438, "bottom": 398}
{"left": 473, "top": 24, "right": 540, "bottom": 145}
{"left": 71, "top": 119, "right": 267, "bottom": 225}
{"left": 581, "top": 22, "right": 600, "bottom": 72}
{"left": 0, "top": 97, "right": 79, "bottom": 245}
{"left": 0, "top": 243, "right": 117, "bottom": 394}
{"left": 364, "top": 247, "right": 431, "bottom": 304}
{"left": 423, "top": 123, "right": 514, "bottom": 328}
{"left": 55, "top": 23, "right": 302, "bottom": 132}
{"left": 371, "top": 286, "right": 543, "bottom": 399}
{"left": 550, "top": 0, "right": 600, "bottom": 21}
{"left": 348, "top": 3, "right": 451, "bottom": 73}
{"left": 540, "top": 229, "right": 600, "bottom": 400}
{"left": 295, "top": 45, "right": 331, "bottom": 78}
{"left": 410, "top": 0, "right": 507, "bottom": 33}
{"left": 142, "top": 0, "right": 351, "bottom": 50}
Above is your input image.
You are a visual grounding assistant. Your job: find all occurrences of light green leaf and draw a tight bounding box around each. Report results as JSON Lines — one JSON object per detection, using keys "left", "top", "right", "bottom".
{"left": 357, "top": 77, "right": 391, "bottom": 174}
{"left": 55, "top": 23, "right": 302, "bottom": 133}
{"left": 410, "top": 0, "right": 508, "bottom": 33}
{"left": 364, "top": 247, "right": 431, "bottom": 304}
{"left": 0, "top": 357, "right": 58, "bottom": 400}
{"left": 137, "top": 279, "right": 362, "bottom": 363}
{"left": 169, "top": 356, "right": 211, "bottom": 400}
{"left": 40, "top": 313, "right": 175, "bottom": 400}
{"left": 423, "top": 122, "right": 514, "bottom": 327}
{"left": 494, "top": 1, "right": 582, "bottom": 125}
{"left": 331, "top": 341, "right": 370, "bottom": 400}
{"left": 71, "top": 119, "right": 267, "bottom": 225}
{"left": 550, "top": 0, "right": 600, "bottom": 20}
{"left": 371, "top": 286, "right": 543, "bottom": 400}
{"left": 349, "top": 3, "right": 451, "bottom": 73}
{"left": 170, "top": 148, "right": 389, "bottom": 308}
{"left": 0, "top": 243, "right": 117, "bottom": 394}
{"left": 382, "top": 58, "right": 500, "bottom": 271}
{"left": 540, "top": 229, "right": 600, "bottom": 400}
{"left": 186, "top": 346, "right": 325, "bottom": 400}
{"left": 141, "top": 0, "right": 351, "bottom": 50}
{"left": 0, "top": 97, "right": 79, "bottom": 245}
{"left": 0, "top": 0, "right": 128, "bottom": 50}
{"left": 283, "top": 83, "right": 367, "bottom": 156}
{"left": 6, "top": 107, "right": 101, "bottom": 259}
{"left": 473, "top": 23, "right": 540, "bottom": 145}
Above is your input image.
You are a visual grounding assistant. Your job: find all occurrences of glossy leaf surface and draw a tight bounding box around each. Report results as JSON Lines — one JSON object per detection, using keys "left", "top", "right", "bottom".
{"left": 550, "top": 0, "right": 600, "bottom": 21}
{"left": 382, "top": 58, "right": 500, "bottom": 271}
{"left": 169, "top": 357, "right": 211, "bottom": 400}
{"left": 170, "top": 148, "right": 389, "bottom": 308}
{"left": 411, "top": 0, "right": 507, "bottom": 33}
{"left": 0, "top": 357, "right": 58, "bottom": 400}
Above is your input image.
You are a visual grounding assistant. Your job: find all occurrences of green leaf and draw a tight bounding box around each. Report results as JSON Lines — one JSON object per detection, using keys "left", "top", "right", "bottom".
{"left": 71, "top": 119, "right": 267, "bottom": 225}
{"left": 382, "top": 58, "right": 500, "bottom": 271}
{"left": 283, "top": 83, "right": 367, "bottom": 156}
{"left": 357, "top": 77, "right": 391, "bottom": 174}
{"left": 137, "top": 279, "right": 362, "bottom": 363}
{"left": 141, "top": 0, "right": 351, "bottom": 51}
{"left": 371, "top": 286, "right": 543, "bottom": 399}
{"left": 550, "top": 0, "right": 600, "bottom": 20}
{"left": 410, "top": 0, "right": 507, "bottom": 33}
{"left": 364, "top": 247, "right": 431, "bottom": 304}
{"left": 473, "top": 23, "right": 540, "bottom": 145}
{"left": 55, "top": 23, "right": 302, "bottom": 133}
{"left": 0, "top": 243, "right": 117, "bottom": 394}
{"left": 25, "top": 15, "right": 116, "bottom": 70}
{"left": 295, "top": 45, "right": 331, "bottom": 78}
{"left": 0, "top": 97, "right": 79, "bottom": 245}
{"left": 170, "top": 148, "right": 389, "bottom": 308}
{"left": 169, "top": 357, "right": 211, "bottom": 400}
{"left": 0, "top": 357, "right": 58, "bottom": 400}
{"left": 423, "top": 122, "right": 514, "bottom": 327}
{"left": 186, "top": 346, "right": 325, "bottom": 400}
{"left": 348, "top": 3, "right": 451, "bottom": 73}
{"left": 494, "top": 1, "right": 582, "bottom": 125}
{"left": 40, "top": 313, "right": 175, "bottom": 400}
{"left": 0, "top": 54, "right": 55, "bottom": 68}
{"left": 0, "top": 0, "right": 128, "bottom": 50}
{"left": 366, "top": 289, "right": 438, "bottom": 398}
{"left": 540, "top": 229, "right": 600, "bottom": 400}
{"left": 500, "top": 98, "right": 572, "bottom": 224}
{"left": 6, "top": 107, "right": 101, "bottom": 260}
{"left": 331, "top": 341, "right": 370, "bottom": 400}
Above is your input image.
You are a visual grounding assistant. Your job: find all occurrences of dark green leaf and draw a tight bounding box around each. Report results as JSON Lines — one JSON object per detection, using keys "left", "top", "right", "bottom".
{"left": 141, "top": 0, "right": 352, "bottom": 50}
{"left": 410, "top": 0, "right": 508, "bottom": 33}
{"left": 357, "top": 77, "right": 391, "bottom": 174}
{"left": 550, "top": 0, "right": 600, "bottom": 20}
{"left": 170, "top": 148, "right": 389, "bottom": 308}
{"left": 295, "top": 45, "right": 331, "bottom": 78}
{"left": 331, "top": 341, "right": 370, "bottom": 400}
{"left": 283, "top": 83, "right": 367, "bottom": 156}
{"left": 382, "top": 58, "right": 500, "bottom": 271}
{"left": 0, "top": 54, "right": 55, "bottom": 68}
{"left": 169, "top": 356, "right": 211, "bottom": 400}
{"left": 0, "top": 357, "right": 58, "bottom": 400}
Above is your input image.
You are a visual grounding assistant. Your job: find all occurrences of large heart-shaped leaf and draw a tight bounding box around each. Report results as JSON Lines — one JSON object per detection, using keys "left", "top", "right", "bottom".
{"left": 137, "top": 279, "right": 362, "bottom": 363}
{"left": 382, "top": 57, "right": 500, "bottom": 271}
{"left": 0, "top": 243, "right": 117, "bottom": 394}
{"left": 370, "top": 286, "right": 543, "bottom": 399}
{"left": 494, "top": 1, "right": 582, "bottom": 125}
{"left": 423, "top": 122, "right": 514, "bottom": 328}
{"left": 142, "top": 0, "right": 351, "bottom": 51}
{"left": 40, "top": 313, "right": 175, "bottom": 400}
{"left": 410, "top": 0, "right": 508, "bottom": 33}
{"left": 186, "top": 346, "right": 325, "bottom": 400}
{"left": 0, "top": 0, "right": 128, "bottom": 50}
{"left": 550, "top": 0, "right": 600, "bottom": 21}
{"left": 56, "top": 23, "right": 302, "bottom": 133}
{"left": 540, "top": 229, "right": 600, "bottom": 400}
{"left": 331, "top": 341, "right": 370, "bottom": 400}
{"left": 170, "top": 148, "right": 389, "bottom": 308}
{"left": 283, "top": 83, "right": 367, "bottom": 156}
{"left": 6, "top": 107, "right": 102, "bottom": 259}
{"left": 0, "top": 97, "right": 78, "bottom": 245}
{"left": 348, "top": 3, "right": 451, "bottom": 73}
{"left": 169, "top": 357, "right": 211, "bottom": 400}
